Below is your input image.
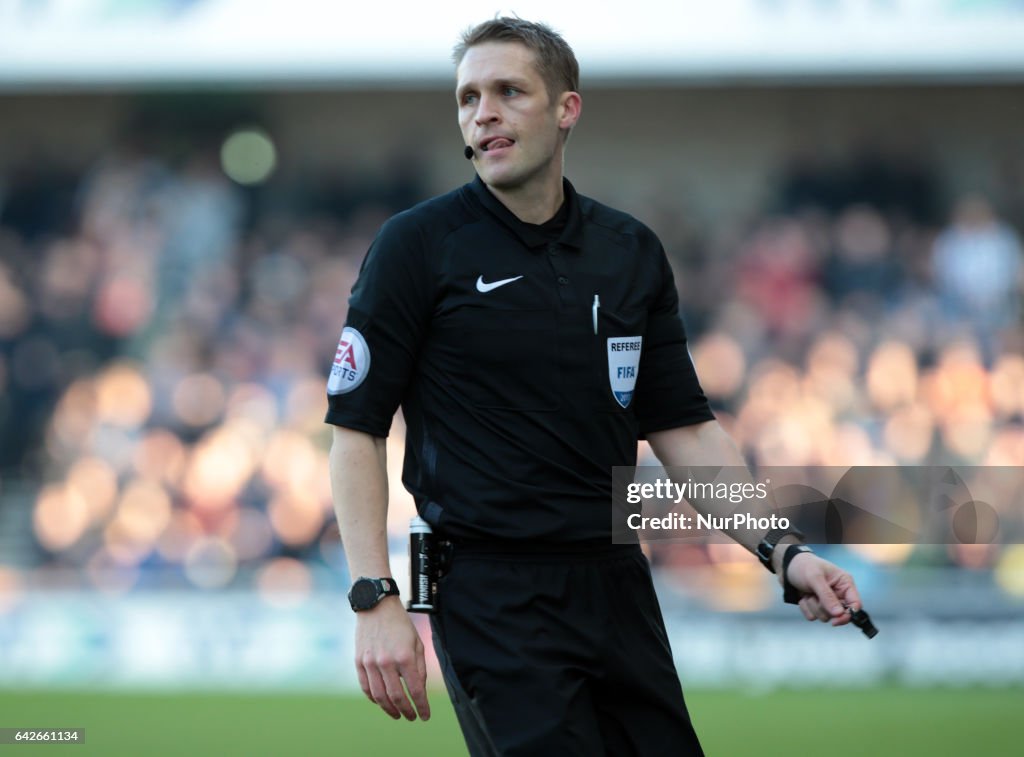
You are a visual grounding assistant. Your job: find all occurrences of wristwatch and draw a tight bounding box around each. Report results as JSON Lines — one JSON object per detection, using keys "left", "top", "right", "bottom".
{"left": 755, "top": 527, "right": 806, "bottom": 573}
{"left": 348, "top": 577, "right": 400, "bottom": 612}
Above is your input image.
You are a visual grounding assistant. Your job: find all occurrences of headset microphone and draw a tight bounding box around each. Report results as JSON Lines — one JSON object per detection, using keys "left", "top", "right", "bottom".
{"left": 464, "top": 145, "right": 474, "bottom": 160}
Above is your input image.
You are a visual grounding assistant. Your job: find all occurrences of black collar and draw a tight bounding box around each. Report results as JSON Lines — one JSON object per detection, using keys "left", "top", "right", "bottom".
{"left": 466, "top": 174, "right": 585, "bottom": 252}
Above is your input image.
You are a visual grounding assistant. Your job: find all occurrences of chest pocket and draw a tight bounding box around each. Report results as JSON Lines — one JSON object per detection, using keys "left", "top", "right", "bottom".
{"left": 456, "top": 307, "right": 560, "bottom": 411}
{"left": 593, "top": 307, "right": 647, "bottom": 413}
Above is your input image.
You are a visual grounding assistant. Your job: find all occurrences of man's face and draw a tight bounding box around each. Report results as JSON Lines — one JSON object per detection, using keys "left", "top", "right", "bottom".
{"left": 456, "top": 42, "right": 568, "bottom": 192}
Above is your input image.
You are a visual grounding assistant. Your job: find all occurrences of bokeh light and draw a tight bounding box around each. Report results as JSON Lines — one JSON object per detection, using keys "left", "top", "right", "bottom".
{"left": 867, "top": 341, "right": 917, "bottom": 411}
{"left": 804, "top": 331, "right": 859, "bottom": 412}
{"left": 990, "top": 354, "right": 1024, "bottom": 418}
{"left": 691, "top": 332, "right": 746, "bottom": 399}
{"left": 261, "top": 429, "right": 323, "bottom": 500}
{"left": 985, "top": 428, "right": 1024, "bottom": 465}
{"left": 947, "top": 543, "right": 999, "bottom": 571}
{"left": 268, "top": 493, "right": 325, "bottom": 548}
{"left": 156, "top": 509, "right": 205, "bottom": 563}
{"left": 182, "top": 424, "right": 259, "bottom": 510}
{"left": 33, "top": 483, "right": 90, "bottom": 552}
{"left": 884, "top": 403, "right": 934, "bottom": 462}
{"left": 184, "top": 537, "right": 238, "bottom": 590}
{"left": 104, "top": 479, "right": 173, "bottom": 565}
{"left": 93, "top": 273, "right": 154, "bottom": 337}
{"left": 225, "top": 507, "right": 275, "bottom": 562}
{"left": 284, "top": 376, "right": 332, "bottom": 433}
{"left": 95, "top": 361, "right": 152, "bottom": 430}
{"left": 0, "top": 566, "right": 22, "bottom": 614}
{"left": 994, "top": 545, "right": 1024, "bottom": 598}
{"left": 224, "top": 382, "right": 279, "bottom": 429}
{"left": 940, "top": 404, "right": 993, "bottom": 461}
{"left": 220, "top": 128, "right": 277, "bottom": 185}
{"left": 924, "top": 341, "right": 990, "bottom": 420}
{"left": 848, "top": 543, "right": 914, "bottom": 565}
{"left": 133, "top": 428, "right": 188, "bottom": 486}
{"left": 172, "top": 372, "right": 227, "bottom": 428}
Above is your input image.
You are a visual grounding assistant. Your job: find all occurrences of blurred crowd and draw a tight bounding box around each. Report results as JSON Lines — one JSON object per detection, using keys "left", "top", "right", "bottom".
{"left": 1, "top": 128, "right": 1023, "bottom": 607}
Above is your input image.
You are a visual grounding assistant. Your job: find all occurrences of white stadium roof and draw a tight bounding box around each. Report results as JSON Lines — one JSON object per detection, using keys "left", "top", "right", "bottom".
{"left": 1, "top": 0, "right": 1024, "bottom": 89}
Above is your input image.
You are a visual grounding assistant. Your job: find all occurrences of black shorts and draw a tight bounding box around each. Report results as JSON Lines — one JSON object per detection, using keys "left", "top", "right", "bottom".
{"left": 430, "top": 542, "right": 705, "bottom": 757}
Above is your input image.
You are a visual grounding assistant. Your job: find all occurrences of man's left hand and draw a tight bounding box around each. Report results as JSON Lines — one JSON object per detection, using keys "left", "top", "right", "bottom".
{"left": 781, "top": 552, "right": 862, "bottom": 627}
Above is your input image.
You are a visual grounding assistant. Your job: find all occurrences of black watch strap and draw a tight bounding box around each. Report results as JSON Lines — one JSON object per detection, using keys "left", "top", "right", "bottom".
{"left": 755, "top": 527, "right": 805, "bottom": 573}
{"left": 781, "top": 544, "right": 814, "bottom": 604}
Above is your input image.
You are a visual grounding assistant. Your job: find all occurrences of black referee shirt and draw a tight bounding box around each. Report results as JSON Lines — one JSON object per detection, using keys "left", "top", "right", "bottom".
{"left": 326, "top": 175, "right": 714, "bottom": 542}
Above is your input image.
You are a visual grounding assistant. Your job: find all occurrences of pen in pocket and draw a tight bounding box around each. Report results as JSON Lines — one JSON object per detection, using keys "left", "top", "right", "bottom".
{"left": 592, "top": 294, "right": 600, "bottom": 335}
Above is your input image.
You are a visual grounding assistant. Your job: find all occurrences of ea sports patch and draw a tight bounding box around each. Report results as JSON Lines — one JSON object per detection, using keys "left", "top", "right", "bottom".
{"left": 607, "top": 336, "right": 642, "bottom": 408}
{"left": 328, "top": 326, "right": 370, "bottom": 395}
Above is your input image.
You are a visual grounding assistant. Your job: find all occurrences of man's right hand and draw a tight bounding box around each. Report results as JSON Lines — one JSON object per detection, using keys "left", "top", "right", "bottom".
{"left": 354, "top": 596, "right": 431, "bottom": 721}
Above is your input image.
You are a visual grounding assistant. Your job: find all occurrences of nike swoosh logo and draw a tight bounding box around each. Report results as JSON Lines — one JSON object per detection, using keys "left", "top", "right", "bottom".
{"left": 476, "top": 275, "right": 524, "bottom": 293}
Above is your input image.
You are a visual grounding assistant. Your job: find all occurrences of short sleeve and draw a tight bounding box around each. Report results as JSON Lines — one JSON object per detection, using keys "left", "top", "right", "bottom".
{"left": 324, "top": 214, "right": 433, "bottom": 437}
{"left": 633, "top": 240, "right": 715, "bottom": 436}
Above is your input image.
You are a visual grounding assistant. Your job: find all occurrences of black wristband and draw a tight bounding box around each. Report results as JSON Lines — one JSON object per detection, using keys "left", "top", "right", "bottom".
{"left": 755, "top": 527, "right": 805, "bottom": 573}
{"left": 781, "top": 544, "right": 814, "bottom": 605}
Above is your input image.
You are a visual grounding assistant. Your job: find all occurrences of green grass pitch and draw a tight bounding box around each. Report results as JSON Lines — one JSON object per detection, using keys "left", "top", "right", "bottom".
{"left": 1, "top": 686, "right": 1022, "bottom": 755}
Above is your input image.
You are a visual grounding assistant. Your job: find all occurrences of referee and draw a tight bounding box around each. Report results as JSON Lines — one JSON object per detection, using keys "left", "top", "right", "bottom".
{"left": 326, "top": 18, "right": 863, "bottom": 757}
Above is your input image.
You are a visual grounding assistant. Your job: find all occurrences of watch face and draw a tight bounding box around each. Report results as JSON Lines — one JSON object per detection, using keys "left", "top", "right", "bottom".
{"left": 350, "top": 579, "right": 380, "bottom": 610}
